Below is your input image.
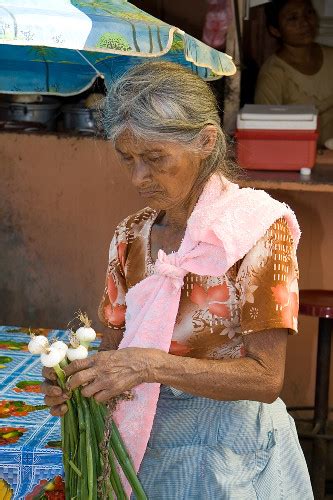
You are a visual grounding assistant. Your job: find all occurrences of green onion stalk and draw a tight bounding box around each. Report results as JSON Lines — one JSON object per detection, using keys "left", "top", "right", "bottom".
{"left": 28, "top": 326, "right": 147, "bottom": 500}
{"left": 57, "top": 375, "right": 147, "bottom": 499}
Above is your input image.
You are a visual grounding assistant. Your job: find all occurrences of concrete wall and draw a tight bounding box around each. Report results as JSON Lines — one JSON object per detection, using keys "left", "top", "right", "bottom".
{"left": 0, "top": 132, "right": 332, "bottom": 410}
{"left": 0, "top": 133, "right": 143, "bottom": 331}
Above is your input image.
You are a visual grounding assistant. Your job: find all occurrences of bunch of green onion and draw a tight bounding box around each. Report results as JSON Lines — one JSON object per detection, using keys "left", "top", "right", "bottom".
{"left": 28, "top": 315, "right": 147, "bottom": 500}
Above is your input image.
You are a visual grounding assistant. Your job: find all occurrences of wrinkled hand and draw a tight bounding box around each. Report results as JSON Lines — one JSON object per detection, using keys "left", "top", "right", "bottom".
{"left": 64, "top": 348, "right": 155, "bottom": 403}
{"left": 41, "top": 367, "right": 70, "bottom": 417}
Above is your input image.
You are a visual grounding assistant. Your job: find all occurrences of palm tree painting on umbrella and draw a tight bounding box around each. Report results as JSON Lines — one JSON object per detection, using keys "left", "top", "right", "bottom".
{"left": 72, "top": 0, "right": 233, "bottom": 75}
{"left": 29, "top": 46, "right": 57, "bottom": 92}
{"left": 96, "top": 32, "right": 132, "bottom": 51}
{"left": 0, "top": 0, "right": 236, "bottom": 96}
{"left": 73, "top": 0, "right": 165, "bottom": 53}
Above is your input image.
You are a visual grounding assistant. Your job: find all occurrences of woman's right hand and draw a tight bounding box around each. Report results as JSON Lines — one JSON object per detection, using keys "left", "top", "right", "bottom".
{"left": 41, "top": 367, "right": 69, "bottom": 416}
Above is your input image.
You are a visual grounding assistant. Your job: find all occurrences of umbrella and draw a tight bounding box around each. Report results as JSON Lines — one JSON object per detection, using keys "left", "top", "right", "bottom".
{"left": 0, "top": 0, "right": 236, "bottom": 96}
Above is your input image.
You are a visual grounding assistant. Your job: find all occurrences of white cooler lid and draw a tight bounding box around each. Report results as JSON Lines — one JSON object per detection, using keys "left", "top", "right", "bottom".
{"left": 237, "top": 104, "right": 318, "bottom": 130}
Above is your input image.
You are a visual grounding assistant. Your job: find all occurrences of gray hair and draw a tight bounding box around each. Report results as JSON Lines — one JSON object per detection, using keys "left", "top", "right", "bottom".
{"left": 102, "top": 61, "right": 241, "bottom": 184}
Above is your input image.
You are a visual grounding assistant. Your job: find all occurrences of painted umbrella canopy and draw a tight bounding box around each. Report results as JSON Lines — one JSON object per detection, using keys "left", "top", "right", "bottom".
{"left": 0, "top": 0, "right": 236, "bottom": 95}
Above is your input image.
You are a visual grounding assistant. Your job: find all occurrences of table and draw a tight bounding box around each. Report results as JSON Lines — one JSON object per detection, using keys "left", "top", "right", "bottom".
{"left": 237, "top": 163, "right": 333, "bottom": 193}
{"left": 0, "top": 325, "right": 100, "bottom": 499}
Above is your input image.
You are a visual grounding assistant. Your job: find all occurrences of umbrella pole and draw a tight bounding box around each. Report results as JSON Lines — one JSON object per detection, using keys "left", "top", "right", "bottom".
{"left": 76, "top": 50, "right": 103, "bottom": 79}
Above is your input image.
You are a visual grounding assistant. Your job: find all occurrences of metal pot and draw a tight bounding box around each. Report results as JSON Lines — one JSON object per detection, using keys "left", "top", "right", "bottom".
{"left": 62, "top": 104, "right": 102, "bottom": 135}
{"left": 0, "top": 100, "right": 60, "bottom": 130}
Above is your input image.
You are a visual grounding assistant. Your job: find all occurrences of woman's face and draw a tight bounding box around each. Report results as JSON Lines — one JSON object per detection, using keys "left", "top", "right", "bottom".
{"left": 275, "top": 0, "right": 318, "bottom": 47}
{"left": 114, "top": 129, "right": 203, "bottom": 212}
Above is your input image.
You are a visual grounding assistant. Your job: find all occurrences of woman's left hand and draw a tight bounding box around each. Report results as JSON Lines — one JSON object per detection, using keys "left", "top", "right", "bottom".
{"left": 64, "top": 348, "right": 155, "bottom": 402}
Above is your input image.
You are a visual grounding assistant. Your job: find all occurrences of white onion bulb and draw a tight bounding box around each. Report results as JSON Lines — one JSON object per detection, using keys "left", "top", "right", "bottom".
{"left": 41, "top": 347, "right": 65, "bottom": 367}
{"left": 76, "top": 326, "right": 96, "bottom": 344}
{"left": 28, "top": 335, "right": 49, "bottom": 355}
{"left": 67, "top": 345, "right": 88, "bottom": 361}
{"left": 52, "top": 340, "right": 68, "bottom": 355}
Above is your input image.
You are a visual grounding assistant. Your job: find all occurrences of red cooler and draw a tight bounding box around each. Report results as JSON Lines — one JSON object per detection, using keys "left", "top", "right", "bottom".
{"left": 235, "top": 104, "right": 318, "bottom": 171}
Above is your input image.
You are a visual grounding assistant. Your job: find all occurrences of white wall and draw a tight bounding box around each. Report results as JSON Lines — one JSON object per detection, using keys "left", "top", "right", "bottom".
{"left": 313, "top": 0, "right": 333, "bottom": 46}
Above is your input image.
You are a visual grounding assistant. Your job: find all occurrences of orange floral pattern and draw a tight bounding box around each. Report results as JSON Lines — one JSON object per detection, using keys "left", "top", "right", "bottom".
{"left": 190, "top": 283, "right": 231, "bottom": 319}
{"left": 99, "top": 209, "right": 299, "bottom": 360}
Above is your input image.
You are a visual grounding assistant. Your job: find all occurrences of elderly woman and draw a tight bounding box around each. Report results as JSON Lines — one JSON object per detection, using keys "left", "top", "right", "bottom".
{"left": 42, "top": 62, "right": 313, "bottom": 499}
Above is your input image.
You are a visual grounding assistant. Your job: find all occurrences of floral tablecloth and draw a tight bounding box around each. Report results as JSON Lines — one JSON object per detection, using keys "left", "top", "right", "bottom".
{"left": 0, "top": 325, "right": 100, "bottom": 499}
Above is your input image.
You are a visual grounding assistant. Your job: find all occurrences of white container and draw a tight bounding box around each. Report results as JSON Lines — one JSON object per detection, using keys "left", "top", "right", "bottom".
{"left": 237, "top": 104, "right": 318, "bottom": 131}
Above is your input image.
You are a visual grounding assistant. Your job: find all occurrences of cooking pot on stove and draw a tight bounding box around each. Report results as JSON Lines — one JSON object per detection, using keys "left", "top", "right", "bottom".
{"left": 0, "top": 96, "right": 60, "bottom": 131}
{"left": 62, "top": 103, "right": 103, "bottom": 135}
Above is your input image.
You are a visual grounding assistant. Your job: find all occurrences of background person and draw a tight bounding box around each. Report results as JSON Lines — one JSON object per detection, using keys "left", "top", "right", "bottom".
{"left": 255, "top": 0, "right": 333, "bottom": 145}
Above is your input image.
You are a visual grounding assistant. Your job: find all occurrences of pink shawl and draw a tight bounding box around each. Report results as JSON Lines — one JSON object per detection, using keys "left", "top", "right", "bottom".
{"left": 114, "top": 174, "right": 301, "bottom": 490}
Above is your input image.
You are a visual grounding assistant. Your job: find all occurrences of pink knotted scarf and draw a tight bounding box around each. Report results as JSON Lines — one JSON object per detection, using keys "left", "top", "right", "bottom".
{"left": 114, "top": 174, "right": 301, "bottom": 492}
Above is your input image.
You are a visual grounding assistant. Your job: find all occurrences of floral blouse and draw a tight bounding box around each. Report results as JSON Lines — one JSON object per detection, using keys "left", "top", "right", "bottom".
{"left": 99, "top": 208, "right": 299, "bottom": 360}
